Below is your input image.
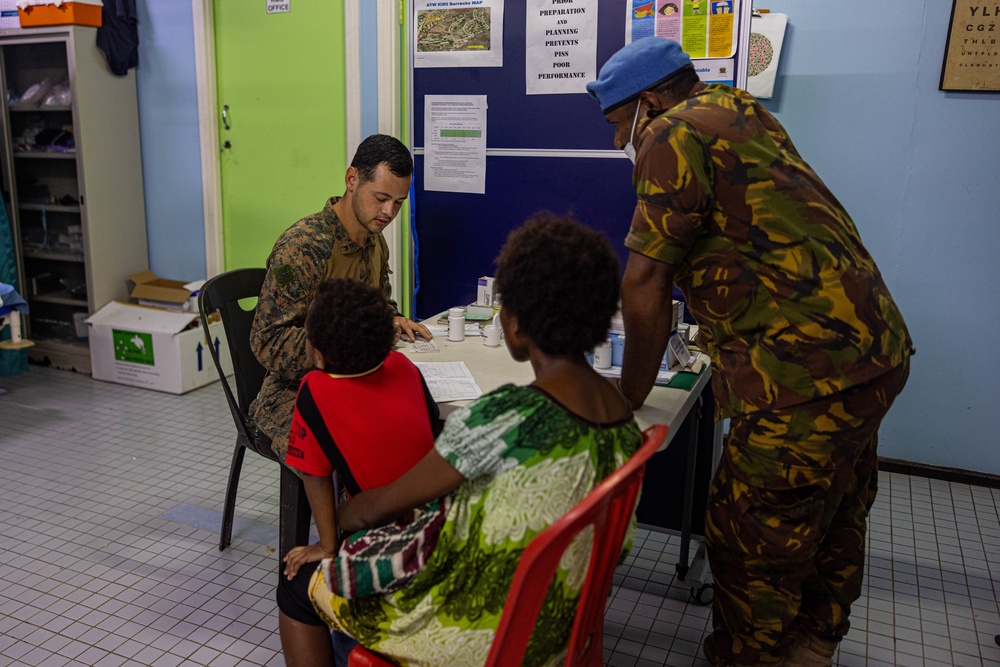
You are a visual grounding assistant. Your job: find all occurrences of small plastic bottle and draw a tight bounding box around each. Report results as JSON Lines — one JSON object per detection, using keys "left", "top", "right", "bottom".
{"left": 593, "top": 339, "right": 612, "bottom": 369}
{"left": 448, "top": 307, "right": 466, "bottom": 342}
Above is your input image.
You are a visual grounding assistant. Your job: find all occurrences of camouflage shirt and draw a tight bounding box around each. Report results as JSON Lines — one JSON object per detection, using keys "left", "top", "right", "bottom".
{"left": 248, "top": 197, "right": 398, "bottom": 459}
{"left": 626, "top": 84, "right": 912, "bottom": 419}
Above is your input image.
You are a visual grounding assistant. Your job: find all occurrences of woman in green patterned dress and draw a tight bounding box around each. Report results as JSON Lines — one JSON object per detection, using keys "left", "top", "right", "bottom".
{"left": 285, "top": 212, "right": 642, "bottom": 667}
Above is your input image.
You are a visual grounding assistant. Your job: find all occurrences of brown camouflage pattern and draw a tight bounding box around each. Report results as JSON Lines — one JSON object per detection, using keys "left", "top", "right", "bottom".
{"left": 703, "top": 360, "right": 909, "bottom": 665}
{"left": 248, "top": 197, "right": 397, "bottom": 462}
{"left": 625, "top": 84, "right": 912, "bottom": 421}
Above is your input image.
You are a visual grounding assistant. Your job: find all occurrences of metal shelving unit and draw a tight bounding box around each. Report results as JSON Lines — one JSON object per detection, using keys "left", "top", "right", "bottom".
{"left": 0, "top": 25, "right": 148, "bottom": 373}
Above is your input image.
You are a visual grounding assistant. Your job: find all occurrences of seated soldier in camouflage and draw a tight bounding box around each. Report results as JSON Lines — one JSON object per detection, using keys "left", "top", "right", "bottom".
{"left": 249, "top": 134, "right": 432, "bottom": 464}
{"left": 588, "top": 38, "right": 913, "bottom": 667}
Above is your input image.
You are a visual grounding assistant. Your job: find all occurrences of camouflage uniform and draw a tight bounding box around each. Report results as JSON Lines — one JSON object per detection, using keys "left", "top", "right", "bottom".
{"left": 625, "top": 84, "right": 913, "bottom": 664}
{"left": 248, "top": 197, "right": 398, "bottom": 463}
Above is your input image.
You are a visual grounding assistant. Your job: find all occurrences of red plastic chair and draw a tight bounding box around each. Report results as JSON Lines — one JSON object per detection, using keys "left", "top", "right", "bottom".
{"left": 348, "top": 424, "right": 669, "bottom": 667}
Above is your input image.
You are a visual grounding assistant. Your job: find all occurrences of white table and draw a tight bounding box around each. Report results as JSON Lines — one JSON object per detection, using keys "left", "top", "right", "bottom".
{"left": 399, "top": 334, "right": 719, "bottom": 600}
{"left": 398, "top": 335, "right": 711, "bottom": 452}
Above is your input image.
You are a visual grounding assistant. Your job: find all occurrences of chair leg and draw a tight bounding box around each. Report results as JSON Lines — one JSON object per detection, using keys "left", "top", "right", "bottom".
{"left": 220, "top": 441, "right": 247, "bottom": 551}
{"left": 279, "top": 464, "right": 312, "bottom": 564}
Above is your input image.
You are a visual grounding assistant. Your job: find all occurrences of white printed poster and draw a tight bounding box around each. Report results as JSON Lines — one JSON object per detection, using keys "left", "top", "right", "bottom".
{"left": 414, "top": 0, "right": 504, "bottom": 68}
{"left": 746, "top": 13, "right": 787, "bottom": 99}
{"left": 525, "top": 0, "right": 598, "bottom": 95}
{"left": 424, "top": 95, "right": 488, "bottom": 194}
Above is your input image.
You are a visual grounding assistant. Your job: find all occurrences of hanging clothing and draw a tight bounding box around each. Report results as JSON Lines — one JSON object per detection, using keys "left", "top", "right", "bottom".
{"left": 96, "top": 0, "right": 139, "bottom": 76}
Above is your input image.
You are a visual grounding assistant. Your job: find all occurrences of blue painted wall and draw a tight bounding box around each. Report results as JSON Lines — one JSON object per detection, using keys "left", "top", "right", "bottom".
{"left": 360, "top": 7, "right": 380, "bottom": 139}
{"left": 757, "top": 1, "right": 1000, "bottom": 473}
{"left": 131, "top": 2, "right": 999, "bottom": 472}
{"left": 134, "top": 0, "right": 207, "bottom": 281}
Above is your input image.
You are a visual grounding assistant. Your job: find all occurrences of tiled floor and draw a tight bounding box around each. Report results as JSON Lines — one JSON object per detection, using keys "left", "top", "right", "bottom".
{"left": 1, "top": 366, "right": 999, "bottom": 666}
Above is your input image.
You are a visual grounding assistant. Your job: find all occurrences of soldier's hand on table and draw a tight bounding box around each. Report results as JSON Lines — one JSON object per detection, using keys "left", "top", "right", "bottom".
{"left": 394, "top": 316, "right": 433, "bottom": 343}
{"left": 283, "top": 542, "right": 335, "bottom": 580}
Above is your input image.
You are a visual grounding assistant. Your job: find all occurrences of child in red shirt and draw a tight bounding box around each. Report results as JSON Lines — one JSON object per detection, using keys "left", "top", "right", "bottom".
{"left": 279, "top": 278, "right": 438, "bottom": 585}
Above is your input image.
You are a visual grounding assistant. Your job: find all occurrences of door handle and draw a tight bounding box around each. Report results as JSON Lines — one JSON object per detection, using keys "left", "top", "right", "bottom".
{"left": 222, "top": 104, "right": 231, "bottom": 131}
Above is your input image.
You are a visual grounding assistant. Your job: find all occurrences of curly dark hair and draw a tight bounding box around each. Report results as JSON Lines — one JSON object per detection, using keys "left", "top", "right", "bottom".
{"left": 495, "top": 213, "right": 620, "bottom": 356}
{"left": 305, "top": 278, "right": 396, "bottom": 375}
{"left": 351, "top": 134, "right": 413, "bottom": 183}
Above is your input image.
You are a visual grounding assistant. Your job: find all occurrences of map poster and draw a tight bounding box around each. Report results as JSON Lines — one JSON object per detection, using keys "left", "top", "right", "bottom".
{"left": 525, "top": 0, "right": 599, "bottom": 95}
{"left": 424, "top": 95, "right": 488, "bottom": 194}
{"left": 940, "top": 0, "right": 1000, "bottom": 91}
{"left": 414, "top": 0, "right": 504, "bottom": 68}
{"left": 626, "top": 0, "right": 739, "bottom": 59}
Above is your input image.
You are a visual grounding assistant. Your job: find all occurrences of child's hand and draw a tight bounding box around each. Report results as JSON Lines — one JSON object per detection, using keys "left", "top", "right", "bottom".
{"left": 283, "top": 543, "right": 336, "bottom": 580}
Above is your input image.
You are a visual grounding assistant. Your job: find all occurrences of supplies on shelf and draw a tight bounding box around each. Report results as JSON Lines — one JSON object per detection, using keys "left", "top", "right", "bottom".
{"left": 17, "top": 1, "right": 103, "bottom": 28}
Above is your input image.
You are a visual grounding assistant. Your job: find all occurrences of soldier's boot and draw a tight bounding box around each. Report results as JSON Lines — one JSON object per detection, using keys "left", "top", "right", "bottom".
{"left": 703, "top": 635, "right": 788, "bottom": 667}
{"left": 782, "top": 630, "right": 837, "bottom": 667}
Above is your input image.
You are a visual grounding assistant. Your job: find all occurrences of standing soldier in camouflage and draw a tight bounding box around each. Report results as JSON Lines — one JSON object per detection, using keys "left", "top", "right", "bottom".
{"left": 588, "top": 38, "right": 913, "bottom": 667}
{"left": 249, "top": 134, "right": 432, "bottom": 465}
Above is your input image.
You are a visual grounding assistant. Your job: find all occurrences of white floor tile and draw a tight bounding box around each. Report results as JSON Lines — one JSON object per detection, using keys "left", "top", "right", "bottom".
{"left": 2, "top": 366, "right": 1000, "bottom": 666}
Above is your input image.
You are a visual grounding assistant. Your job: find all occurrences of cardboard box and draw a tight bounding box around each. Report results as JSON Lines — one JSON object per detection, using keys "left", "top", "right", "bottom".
{"left": 465, "top": 303, "right": 497, "bottom": 320}
{"left": 476, "top": 276, "right": 497, "bottom": 307}
{"left": 18, "top": 1, "right": 102, "bottom": 27}
{"left": 87, "top": 301, "right": 231, "bottom": 394}
{"left": 1, "top": 0, "right": 22, "bottom": 30}
{"left": 128, "top": 270, "right": 198, "bottom": 312}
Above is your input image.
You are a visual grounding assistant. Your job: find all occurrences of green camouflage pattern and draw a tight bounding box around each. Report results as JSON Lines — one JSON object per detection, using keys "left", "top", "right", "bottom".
{"left": 703, "top": 361, "right": 909, "bottom": 665}
{"left": 625, "top": 84, "right": 912, "bottom": 421}
{"left": 249, "top": 197, "right": 396, "bottom": 461}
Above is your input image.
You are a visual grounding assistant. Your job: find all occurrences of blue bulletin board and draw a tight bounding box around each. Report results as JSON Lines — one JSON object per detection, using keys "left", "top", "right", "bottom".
{"left": 409, "top": 0, "right": 752, "bottom": 319}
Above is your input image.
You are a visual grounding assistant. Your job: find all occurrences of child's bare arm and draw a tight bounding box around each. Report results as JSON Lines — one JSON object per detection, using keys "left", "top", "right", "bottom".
{"left": 282, "top": 473, "right": 337, "bottom": 580}
{"left": 337, "top": 449, "right": 465, "bottom": 532}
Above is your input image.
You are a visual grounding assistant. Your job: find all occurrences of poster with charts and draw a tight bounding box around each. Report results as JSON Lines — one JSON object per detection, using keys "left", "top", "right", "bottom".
{"left": 424, "top": 95, "right": 488, "bottom": 194}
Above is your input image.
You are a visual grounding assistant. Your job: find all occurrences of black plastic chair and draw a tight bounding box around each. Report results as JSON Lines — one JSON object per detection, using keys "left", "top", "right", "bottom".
{"left": 198, "top": 268, "right": 311, "bottom": 562}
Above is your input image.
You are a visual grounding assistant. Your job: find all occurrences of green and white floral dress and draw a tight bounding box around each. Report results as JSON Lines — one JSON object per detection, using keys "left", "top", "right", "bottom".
{"left": 309, "top": 383, "right": 641, "bottom": 667}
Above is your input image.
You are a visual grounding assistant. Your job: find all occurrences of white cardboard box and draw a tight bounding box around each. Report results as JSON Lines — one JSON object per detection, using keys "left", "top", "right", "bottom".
{"left": 0, "top": 0, "right": 21, "bottom": 30}
{"left": 477, "top": 276, "right": 496, "bottom": 307}
{"left": 87, "top": 302, "right": 232, "bottom": 394}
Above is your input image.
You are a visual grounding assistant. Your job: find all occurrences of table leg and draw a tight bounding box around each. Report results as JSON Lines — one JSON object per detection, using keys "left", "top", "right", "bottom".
{"left": 676, "top": 391, "right": 703, "bottom": 581}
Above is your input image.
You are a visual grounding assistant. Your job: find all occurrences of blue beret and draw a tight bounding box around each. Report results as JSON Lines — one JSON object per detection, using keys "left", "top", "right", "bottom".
{"left": 586, "top": 37, "right": 693, "bottom": 114}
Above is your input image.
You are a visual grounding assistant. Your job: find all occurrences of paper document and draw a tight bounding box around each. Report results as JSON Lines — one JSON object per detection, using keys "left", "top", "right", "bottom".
{"left": 424, "top": 95, "right": 487, "bottom": 194}
{"left": 594, "top": 365, "right": 677, "bottom": 386}
{"left": 424, "top": 323, "right": 483, "bottom": 338}
{"left": 414, "top": 361, "right": 484, "bottom": 402}
{"left": 408, "top": 340, "right": 439, "bottom": 353}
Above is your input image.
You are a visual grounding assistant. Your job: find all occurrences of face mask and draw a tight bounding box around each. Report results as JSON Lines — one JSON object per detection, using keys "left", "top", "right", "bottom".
{"left": 623, "top": 102, "right": 642, "bottom": 164}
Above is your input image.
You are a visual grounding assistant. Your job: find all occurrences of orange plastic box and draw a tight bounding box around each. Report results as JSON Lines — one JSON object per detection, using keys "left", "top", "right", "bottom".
{"left": 18, "top": 3, "right": 102, "bottom": 28}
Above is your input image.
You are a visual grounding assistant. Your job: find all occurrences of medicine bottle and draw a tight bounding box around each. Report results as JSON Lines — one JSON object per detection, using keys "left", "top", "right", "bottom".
{"left": 593, "top": 339, "right": 613, "bottom": 369}
{"left": 448, "top": 307, "right": 466, "bottom": 342}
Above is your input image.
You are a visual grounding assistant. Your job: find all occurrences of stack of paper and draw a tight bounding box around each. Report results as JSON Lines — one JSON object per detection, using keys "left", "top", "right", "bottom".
{"left": 414, "top": 361, "right": 483, "bottom": 402}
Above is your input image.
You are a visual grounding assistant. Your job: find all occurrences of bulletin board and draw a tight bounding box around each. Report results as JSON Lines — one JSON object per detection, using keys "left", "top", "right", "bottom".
{"left": 409, "top": 0, "right": 752, "bottom": 319}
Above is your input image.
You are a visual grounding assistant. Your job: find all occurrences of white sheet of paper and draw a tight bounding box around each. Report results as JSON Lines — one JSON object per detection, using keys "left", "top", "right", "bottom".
{"left": 746, "top": 13, "right": 787, "bottom": 99}
{"left": 424, "top": 95, "right": 487, "bottom": 194}
{"left": 525, "top": 0, "right": 598, "bottom": 95}
{"left": 409, "top": 340, "right": 439, "bottom": 353}
{"left": 414, "top": 361, "right": 484, "bottom": 402}
{"left": 595, "top": 365, "right": 677, "bottom": 385}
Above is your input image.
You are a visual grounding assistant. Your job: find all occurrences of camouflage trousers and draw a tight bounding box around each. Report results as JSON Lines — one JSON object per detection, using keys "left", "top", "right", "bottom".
{"left": 248, "top": 384, "right": 296, "bottom": 464}
{"left": 704, "top": 360, "right": 909, "bottom": 665}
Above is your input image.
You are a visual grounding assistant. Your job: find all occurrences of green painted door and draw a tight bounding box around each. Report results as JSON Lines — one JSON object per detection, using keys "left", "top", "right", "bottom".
{"left": 214, "top": 1, "right": 347, "bottom": 270}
